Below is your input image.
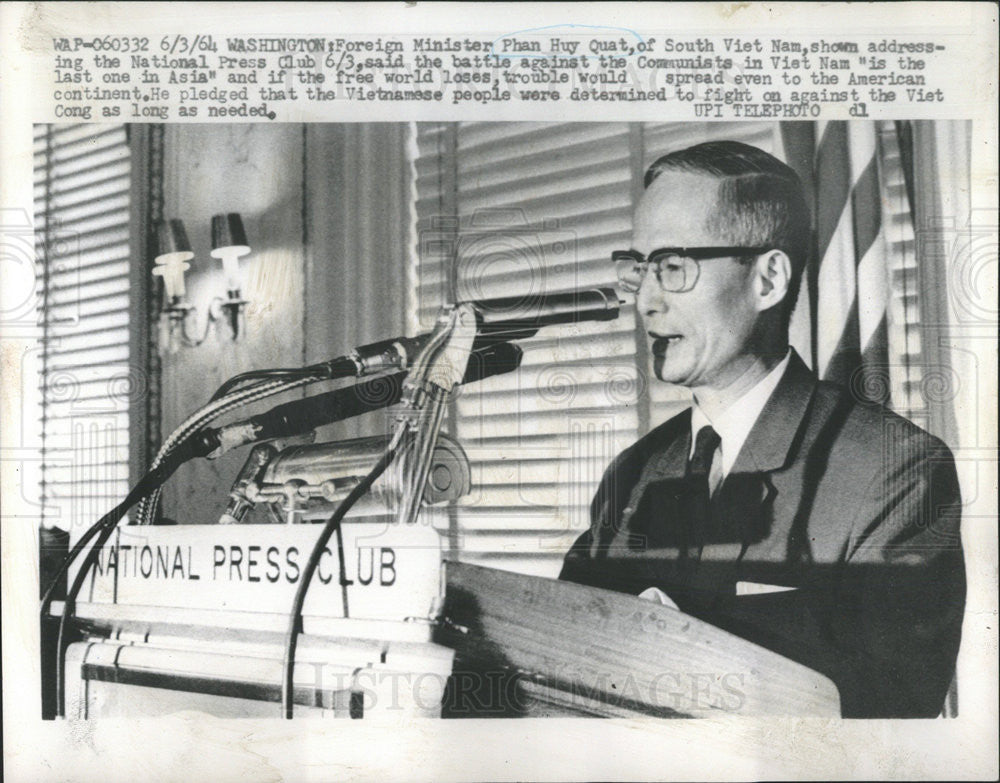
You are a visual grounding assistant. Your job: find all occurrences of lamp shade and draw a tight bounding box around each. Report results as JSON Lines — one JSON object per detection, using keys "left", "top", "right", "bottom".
{"left": 210, "top": 213, "right": 251, "bottom": 291}
{"left": 211, "top": 213, "right": 249, "bottom": 252}
{"left": 156, "top": 218, "right": 192, "bottom": 257}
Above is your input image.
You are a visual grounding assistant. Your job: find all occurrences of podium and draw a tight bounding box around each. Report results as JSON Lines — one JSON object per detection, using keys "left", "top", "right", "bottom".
{"left": 54, "top": 525, "right": 840, "bottom": 718}
{"left": 57, "top": 521, "right": 455, "bottom": 719}
{"left": 440, "top": 562, "right": 841, "bottom": 718}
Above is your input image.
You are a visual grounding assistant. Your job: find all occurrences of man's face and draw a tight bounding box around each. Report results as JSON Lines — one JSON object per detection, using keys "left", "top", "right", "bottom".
{"left": 632, "top": 170, "right": 761, "bottom": 391}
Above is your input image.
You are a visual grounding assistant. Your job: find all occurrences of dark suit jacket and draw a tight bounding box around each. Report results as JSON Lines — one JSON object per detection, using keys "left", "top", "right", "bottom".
{"left": 560, "top": 351, "right": 965, "bottom": 717}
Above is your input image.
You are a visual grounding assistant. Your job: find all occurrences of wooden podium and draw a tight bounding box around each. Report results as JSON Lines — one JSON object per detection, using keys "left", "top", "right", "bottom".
{"left": 440, "top": 562, "right": 841, "bottom": 718}
{"left": 54, "top": 524, "right": 839, "bottom": 718}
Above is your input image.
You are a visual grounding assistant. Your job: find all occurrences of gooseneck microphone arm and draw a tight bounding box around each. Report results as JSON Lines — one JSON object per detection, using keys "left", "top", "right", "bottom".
{"left": 193, "top": 341, "right": 523, "bottom": 459}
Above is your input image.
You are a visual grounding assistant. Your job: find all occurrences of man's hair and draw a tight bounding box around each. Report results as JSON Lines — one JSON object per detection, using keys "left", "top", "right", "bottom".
{"left": 644, "top": 140, "right": 811, "bottom": 329}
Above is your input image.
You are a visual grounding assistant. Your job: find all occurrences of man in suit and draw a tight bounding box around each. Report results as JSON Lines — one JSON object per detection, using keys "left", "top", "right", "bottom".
{"left": 559, "top": 141, "right": 966, "bottom": 718}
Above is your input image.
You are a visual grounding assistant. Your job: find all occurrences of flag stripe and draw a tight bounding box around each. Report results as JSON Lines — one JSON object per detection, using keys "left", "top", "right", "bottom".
{"left": 780, "top": 120, "right": 897, "bottom": 407}
{"left": 823, "top": 298, "right": 863, "bottom": 390}
{"left": 850, "top": 124, "right": 889, "bottom": 369}
{"left": 778, "top": 122, "right": 819, "bottom": 369}
{"left": 857, "top": 232, "right": 890, "bottom": 351}
{"left": 815, "top": 122, "right": 852, "bottom": 262}
{"left": 816, "top": 201, "right": 858, "bottom": 376}
{"left": 862, "top": 313, "right": 890, "bottom": 369}
{"left": 851, "top": 155, "right": 882, "bottom": 264}
{"left": 860, "top": 313, "right": 891, "bottom": 405}
{"left": 815, "top": 122, "right": 858, "bottom": 377}
{"left": 816, "top": 122, "right": 890, "bottom": 390}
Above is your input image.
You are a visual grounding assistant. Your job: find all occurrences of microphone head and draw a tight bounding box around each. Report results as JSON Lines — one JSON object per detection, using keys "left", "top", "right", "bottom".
{"left": 471, "top": 287, "right": 618, "bottom": 325}
{"left": 461, "top": 341, "right": 523, "bottom": 384}
{"left": 468, "top": 287, "right": 620, "bottom": 343}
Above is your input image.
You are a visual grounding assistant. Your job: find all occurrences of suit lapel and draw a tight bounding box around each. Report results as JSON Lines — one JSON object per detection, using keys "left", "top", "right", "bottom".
{"left": 619, "top": 354, "right": 818, "bottom": 552}
{"left": 649, "top": 409, "right": 692, "bottom": 481}
{"left": 705, "top": 352, "right": 819, "bottom": 602}
{"left": 726, "top": 351, "right": 817, "bottom": 478}
{"left": 613, "top": 415, "right": 691, "bottom": 549}
{"left": 626, "top": 352, "right": 818, "bottom": 490}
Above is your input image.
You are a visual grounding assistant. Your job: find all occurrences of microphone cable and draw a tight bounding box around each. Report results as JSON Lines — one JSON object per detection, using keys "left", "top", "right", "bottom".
{"left": 44, "top": 368, "right": 364, "bottom": 715}
{"left": 208, "top": 358, "right": 359, "bottom": 402}
{"left": 210, "top": 369, "right": 320, "bottom": 402}
{"left": 280, "top": 424, "right": 408, "bottom": 719}
{"left": 135, "top": 373, "right": 325, "bottom": 526}
{"left": 44, "top": 439, "right": 196, "bottom": 717}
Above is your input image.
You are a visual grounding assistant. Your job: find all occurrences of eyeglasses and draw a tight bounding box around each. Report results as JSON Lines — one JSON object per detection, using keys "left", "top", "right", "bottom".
{"left": 613, "top": 247, "right": 770, "bottom": 293}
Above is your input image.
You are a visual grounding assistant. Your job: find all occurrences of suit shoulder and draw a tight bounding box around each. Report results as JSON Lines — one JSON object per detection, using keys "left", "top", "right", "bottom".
{"left": 600, "top": 407, "right": 690, "bottom": 476}
{"left": 627, "top": 406, "right": 691, "bottom": 457}
{"left": 812, "top": 380, "right": 955, "bottom": 466}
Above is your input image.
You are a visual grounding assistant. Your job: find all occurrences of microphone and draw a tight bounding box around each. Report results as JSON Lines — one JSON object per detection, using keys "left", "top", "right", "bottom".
{"left": 305, "top": 288, "right": 621, "bottom": 376}
{"left": 195, "top": 342, "right": 523, "bottom": 458}
{"left": 468, "top": 287, "right": 620, "bottom": 343}
{"left": 306, "top": 333, "right": 429, "bottom": 380}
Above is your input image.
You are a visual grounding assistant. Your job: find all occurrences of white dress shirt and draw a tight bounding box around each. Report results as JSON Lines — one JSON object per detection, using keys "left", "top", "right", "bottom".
{"left": 689, "top": 350, "right": 792, "bottom": 495}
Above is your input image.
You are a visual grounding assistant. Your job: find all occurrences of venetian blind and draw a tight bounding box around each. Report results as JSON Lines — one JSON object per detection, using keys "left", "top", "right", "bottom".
{"left": 34, "top": 124, "right": 133, "bottom": 533}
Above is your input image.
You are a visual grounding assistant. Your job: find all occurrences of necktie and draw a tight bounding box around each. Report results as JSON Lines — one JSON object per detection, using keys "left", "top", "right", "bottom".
{"left": 689, "top": 425, "right": 721, "bottom": 488}
{"left": 681, "top": 425, "right": 721, "bottom": 567}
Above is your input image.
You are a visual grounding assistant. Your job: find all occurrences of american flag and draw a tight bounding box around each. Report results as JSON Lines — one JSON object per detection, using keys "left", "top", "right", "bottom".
{"left": 780, "top": 121, "right": 961, "bottom": 718}
{"left": 781, "top": 121, "right": 895, "bottom": 406}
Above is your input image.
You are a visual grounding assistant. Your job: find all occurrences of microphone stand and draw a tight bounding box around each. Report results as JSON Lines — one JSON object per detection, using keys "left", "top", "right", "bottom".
{"left": 281, "top": 302, "right": 478, "bottom": 717}
{"left": 391, "top": 302, "right": 478, "bottom": 527}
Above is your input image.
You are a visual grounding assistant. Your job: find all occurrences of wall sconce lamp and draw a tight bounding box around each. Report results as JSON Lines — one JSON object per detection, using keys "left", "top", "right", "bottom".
{"left": 153, "top": 214, "right": 251, "bottom": 350}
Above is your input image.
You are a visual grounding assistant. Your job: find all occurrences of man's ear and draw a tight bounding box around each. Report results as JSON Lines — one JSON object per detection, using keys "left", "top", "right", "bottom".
{"left": 753, "top": 250, "right": 791, "bottom": 312}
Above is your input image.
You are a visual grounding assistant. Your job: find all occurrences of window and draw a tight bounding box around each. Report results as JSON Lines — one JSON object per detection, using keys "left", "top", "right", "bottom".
{"left": 33, "top": 124, "right": 155, "bottom": 534}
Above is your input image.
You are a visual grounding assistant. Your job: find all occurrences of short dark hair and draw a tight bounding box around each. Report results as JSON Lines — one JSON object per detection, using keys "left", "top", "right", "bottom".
{"left": 644, "top": 141, "right": 811, "bottom": 329}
